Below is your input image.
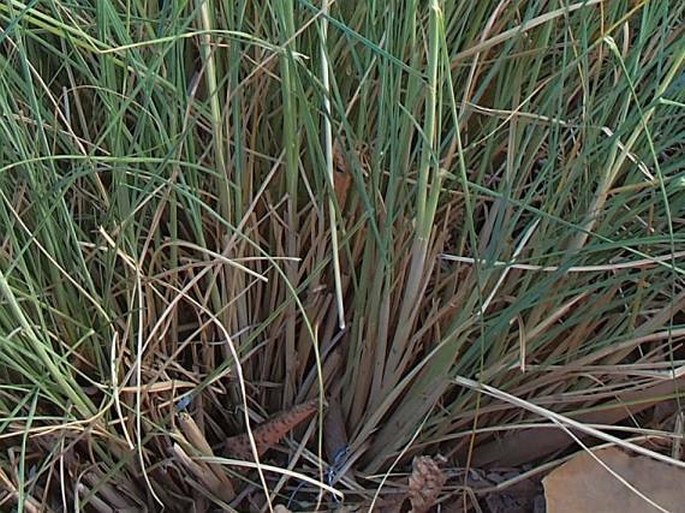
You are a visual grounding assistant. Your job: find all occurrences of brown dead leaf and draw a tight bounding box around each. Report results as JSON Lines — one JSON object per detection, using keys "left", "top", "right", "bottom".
{"left": 543, "top": 446, "right": 685, "bottom": 513}
{"left": 408, "top": 456, "right": 447, "bottom": 513}
{"left": 225, "top": 398, "right": 319, "bottom": 459}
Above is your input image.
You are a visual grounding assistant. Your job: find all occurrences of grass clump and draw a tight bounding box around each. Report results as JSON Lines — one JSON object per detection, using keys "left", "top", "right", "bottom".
{"left": 0, "top": 0, "right": 683, "bottom": 511}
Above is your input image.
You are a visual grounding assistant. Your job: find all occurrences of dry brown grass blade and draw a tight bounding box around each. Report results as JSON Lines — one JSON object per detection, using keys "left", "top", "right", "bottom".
{"left": 324, "top": 394, "right": 348, "bottom": 463}
{"left": 471, "top": 375, "right": 685, "bottom": 466}
{"left": 172, "top": 442, "right": 234, "bottom": 504}
{"left": 178, "top": 411, "right": 236, "bottom": 500}
{"left": 82, "top": 471, "right": 140, "bottom": 511}
{"left": 76, "top": 483, "right": 115, "bottom": 513}
{"left": 333, "top": 139, "right": 353, "bottom": 208}
{"left": 407, "top": 456, "right": 448, "bottom": 513}
{"left": 0, "top": 466, "right": 45, "bottom": 513}
{"left": 224, "top": 398, "right": 319, "bottom": 459}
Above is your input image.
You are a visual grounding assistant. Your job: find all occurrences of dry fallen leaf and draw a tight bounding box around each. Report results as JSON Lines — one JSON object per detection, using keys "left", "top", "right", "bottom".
{"left": 543, "top": 446, "right": 685, "bottom": 513}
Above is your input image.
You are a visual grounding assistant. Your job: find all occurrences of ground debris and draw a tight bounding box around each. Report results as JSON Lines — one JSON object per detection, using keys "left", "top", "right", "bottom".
{"left": 408, "top": 456, "right": 448, "bottom": 513}
{"left": 543, "top": 446, "right": 685, "bottom": 513}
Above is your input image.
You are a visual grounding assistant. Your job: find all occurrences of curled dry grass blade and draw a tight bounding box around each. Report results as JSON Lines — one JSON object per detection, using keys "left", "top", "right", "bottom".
{"left": 0, "top": 0, "right": 683, "bottom": 511}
